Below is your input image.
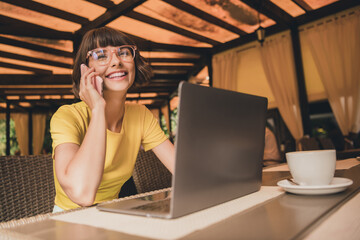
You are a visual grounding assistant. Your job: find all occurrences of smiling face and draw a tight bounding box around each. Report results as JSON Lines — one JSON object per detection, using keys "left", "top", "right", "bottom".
{"left": 87, "top": 45, "right": 136, "bottom": 93}
{"left": 72, "top": 27, "right": 152, "bottom": 100}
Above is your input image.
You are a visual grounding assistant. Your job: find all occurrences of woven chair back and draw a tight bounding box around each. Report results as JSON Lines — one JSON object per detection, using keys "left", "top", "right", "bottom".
{"left": 132, "top": 149, "right": 172, "bottom": 194}
{"left": 0, "top": 155, "right": 55, "bottom": 222}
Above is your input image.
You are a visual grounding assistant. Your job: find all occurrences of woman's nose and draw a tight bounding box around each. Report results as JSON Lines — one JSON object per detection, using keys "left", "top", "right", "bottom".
{"left": 110, "top": 51, "right": 122, "bottom": 66}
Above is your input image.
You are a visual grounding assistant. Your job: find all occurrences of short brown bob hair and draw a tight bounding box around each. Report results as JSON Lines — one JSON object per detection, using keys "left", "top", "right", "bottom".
{"left": 72, "top": 27, "right": 152, "bottom": 99}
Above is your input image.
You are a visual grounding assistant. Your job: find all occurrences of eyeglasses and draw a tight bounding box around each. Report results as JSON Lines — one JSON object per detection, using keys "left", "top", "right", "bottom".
{"left": 86, "top": 45, "right": 136, "bottom": 65}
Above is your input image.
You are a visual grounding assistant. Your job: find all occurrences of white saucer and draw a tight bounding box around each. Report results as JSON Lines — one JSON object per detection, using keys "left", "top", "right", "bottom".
{"left": 277, "top": 177, "right": 353, "bottom": 195}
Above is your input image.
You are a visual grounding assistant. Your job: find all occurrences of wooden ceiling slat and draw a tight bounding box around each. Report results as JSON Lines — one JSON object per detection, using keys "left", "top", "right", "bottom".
{"left": 0, "top": 15, "right": 73, "bottom": 40}
{"left": 241, "top": 0, "right": 293, "bottom": 26}
{"left": 291, "top": 0, "right": 313, "bottom": 12}
{"left": 122, "top": 32, "right": 209, "bottom": 53}
{"left": 150, "top": 79, "right": 182, "bottom": 84}
{"left": 0, "top": 74, "right": 71, "bottom": 85}
{"left": 2, "top": 0, "right": 90, "bottom": 25}
{"left": 0, "top": 51, "right": 72, "bottom": 69}
{"left": 152, "top": 74, "right": 188, "bottom": 80}
{"left": 128, "top": 88, "right": 177, "bottom": 93}
{"left": 2, "top": 89, "right": 72, "bottom": 95}
{"left": 126, "top": 96, "right": 168, "bottom": 101}
{"left": 85, "top": 0, "right": 116, "bottom": 9}
{"left": 77, "top": 0, "right": 147, "bottom": 35}
{"left": 151, "top": 65, "right": 194, "bottom": 71}
{"left": 126, "top": 11, "right": 221, "bottom": 46}
{"left": 162, "top": 0, "right": 247, "bottom": 36}
{"left": 146, "top": 58, "right": 198, "bottom": 63}
{"left": 0, "top": 62, "right": 52, "bottom": 75}
{"left": 295, "top": 0, "right": 360, "bottom": 25}
{"left": 0, "top": 36, "right": 73, "bottom": 58}
{"left": 138, "top": 41, "right": 211, "bottom": 54}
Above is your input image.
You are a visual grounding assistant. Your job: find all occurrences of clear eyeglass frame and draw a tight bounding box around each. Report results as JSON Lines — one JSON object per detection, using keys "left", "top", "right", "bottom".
{"left": 86, "top": 45, "right": 137, "bottom": 65}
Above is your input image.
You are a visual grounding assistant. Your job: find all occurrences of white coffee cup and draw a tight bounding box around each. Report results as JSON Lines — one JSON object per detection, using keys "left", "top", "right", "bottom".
{"left": 286, "top": 150, "right": 336, "bottom": 186}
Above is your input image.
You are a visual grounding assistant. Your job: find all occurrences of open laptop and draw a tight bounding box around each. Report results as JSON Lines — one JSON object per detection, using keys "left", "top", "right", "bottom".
{"left": 97, "top": 81, "right": 268, "bottom": 219}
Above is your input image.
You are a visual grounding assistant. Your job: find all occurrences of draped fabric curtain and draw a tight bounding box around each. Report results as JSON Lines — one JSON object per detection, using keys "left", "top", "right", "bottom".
{"left": 12, "top": 113, "right": 29, "bottom": 155}
{"left": 302, "top": 11, "right": 360, "bottom": 135}
{"left": 12, "top": 113, "right": 47, "bottom": 155}
{"left": 32, "top": 113, "right": 47, "bottom": 155}
{"left": 259, "top": 33, "right": 304, "bottom": 141}
{"left": 212, "top": 50, "right": 240, "bottom": 91}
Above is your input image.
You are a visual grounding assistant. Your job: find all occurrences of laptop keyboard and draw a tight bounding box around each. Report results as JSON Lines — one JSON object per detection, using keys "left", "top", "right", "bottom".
{"left": 132, "top": 199, "right": 170, "bottom": 212}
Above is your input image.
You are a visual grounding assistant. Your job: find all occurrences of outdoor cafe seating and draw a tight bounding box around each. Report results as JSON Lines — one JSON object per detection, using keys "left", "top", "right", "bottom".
{"left": 0, "top": 150, "right": 171, "bottom": 223}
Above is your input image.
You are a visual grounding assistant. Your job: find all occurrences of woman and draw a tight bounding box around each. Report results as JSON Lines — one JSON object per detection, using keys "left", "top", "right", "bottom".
{"left": 50, "top": 27, "right": 175, "bottom": 212}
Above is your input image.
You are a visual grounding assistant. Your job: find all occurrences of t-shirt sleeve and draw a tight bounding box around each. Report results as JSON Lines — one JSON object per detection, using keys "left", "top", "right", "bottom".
{"left": 141, "top": 106, "right": 168, "bottom": 151}
{"left": 50, "top": 105, "right": 85, "bottom": 154}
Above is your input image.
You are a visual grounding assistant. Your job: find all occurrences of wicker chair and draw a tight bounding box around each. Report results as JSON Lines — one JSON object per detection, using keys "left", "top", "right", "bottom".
{"left": 132, "top": 149, "right": 172, "bottom": 194}
{"left": 0, "top": 155, "right": 55, "bottom": 222}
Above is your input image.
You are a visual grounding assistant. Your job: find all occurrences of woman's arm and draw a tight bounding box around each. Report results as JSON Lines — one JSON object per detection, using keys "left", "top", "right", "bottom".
{"left": 54, "top": 105, "right": 106, "bottom": 207}
{"left": 54, "top": 66, "right": 106, "bottom": 207}
{"left": 152, "top": 139, "right": 175, "bottom": 174}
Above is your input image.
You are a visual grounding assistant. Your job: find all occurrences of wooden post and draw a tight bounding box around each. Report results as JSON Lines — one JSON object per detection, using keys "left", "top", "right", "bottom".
{"left": 167, "top": 99, "right": 172, "bottom": 141}
{"left": 28, "top": 109, "right": 33, "bottom": 155}
{"left": 290, "top": 24, "right": 311, "bottom": 136}
{"left": 206, "top": 53, "right": 213, "bottom": 87}
{"left": 6, "top": 101, "right": 10, "bottom": 156}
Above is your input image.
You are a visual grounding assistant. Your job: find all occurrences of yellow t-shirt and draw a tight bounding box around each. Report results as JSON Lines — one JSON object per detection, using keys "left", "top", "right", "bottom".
{"left": 50, "top": 101, "right": 168, "bottom": 210}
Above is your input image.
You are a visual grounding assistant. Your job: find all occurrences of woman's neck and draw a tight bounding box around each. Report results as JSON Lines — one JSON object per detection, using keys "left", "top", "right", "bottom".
{"left": 103, "top": 90, "right": 127, "bottom": 132}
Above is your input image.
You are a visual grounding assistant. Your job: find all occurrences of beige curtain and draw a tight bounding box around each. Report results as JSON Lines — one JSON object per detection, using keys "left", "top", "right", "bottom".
{"left": 302, "top": 11, "right": 360, "bottom": 135}
{"left": 32, "top": 113, "right": 47, "bottom": 155}
{"left": 212, "top": 50, "right": 240, "bottom": 91}
{"left": 12, "top": 113, "right": 29, "bottom": 155}
{"left": 259, "top": 33, "right": 304, "bottom": 141}
{"left": 12, "top": 112, "right": 47, "bottom": 155}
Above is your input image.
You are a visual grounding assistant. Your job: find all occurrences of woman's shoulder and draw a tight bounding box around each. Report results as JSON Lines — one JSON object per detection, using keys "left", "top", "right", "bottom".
{"left": 125, "top": 103, "right": 148, "bottom": 113}
{"left": 53, "top": 101, "right": 90, "bottom": 119}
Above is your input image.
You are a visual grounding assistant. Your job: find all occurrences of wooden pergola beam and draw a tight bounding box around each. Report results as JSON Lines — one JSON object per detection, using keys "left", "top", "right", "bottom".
{"left": 85, "top": 0, "right": 116, "bottom": 9}
{"left": 291, "top": 0, "right": 312, "bottom": 12}
{"left": 126, "top": 11, "right": 221, "bottom": 46}
{"left": 2, "top": 0, "right": 90, "bottom": 25}
{"left": 162, "top": 0, "right": 247, "bottom": 36}
{"left": 76, "top": 0, "right": 147, "bottom": 35}
{"left": 0, "top": 74, "right": 71, "bottom": 85}
{"left": 241, "top": 0, "right": 293, "bottom": 26}
{"left": 0, "top": 51, "right": 72, "bottom": 69}
{"left": 0, "top": 15, "right": 73, "bottom": 40}
{"left": 0, "top": 62, "right": 52, "bottom": 75}
{"left": 0, "top": 36, "right": 73, "bottom": 58}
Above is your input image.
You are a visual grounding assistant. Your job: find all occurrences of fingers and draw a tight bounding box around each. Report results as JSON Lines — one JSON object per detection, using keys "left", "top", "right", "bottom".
{"left": 80, "top": 64, "right": 88, "bottom": 76}
{"left": 79, "top": 64, "right": 101, "bottom": 100}
{"left": 95, "top": 76, "right": 104, "bottom": 96}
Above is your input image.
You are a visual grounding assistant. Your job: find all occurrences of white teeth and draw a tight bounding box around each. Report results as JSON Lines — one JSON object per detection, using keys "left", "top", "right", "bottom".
{"left": 108, "top": 72, "right": 126, "bottom": 78}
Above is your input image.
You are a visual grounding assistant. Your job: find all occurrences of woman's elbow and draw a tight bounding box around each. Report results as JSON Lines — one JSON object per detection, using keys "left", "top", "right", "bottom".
{"left": 67, "top": 186, "right": 97, "bottom": 207}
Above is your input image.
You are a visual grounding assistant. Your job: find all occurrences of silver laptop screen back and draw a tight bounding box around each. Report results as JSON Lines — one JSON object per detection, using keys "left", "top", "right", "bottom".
{"left": 171, "top": 82, "right": 268, "bottom": 218}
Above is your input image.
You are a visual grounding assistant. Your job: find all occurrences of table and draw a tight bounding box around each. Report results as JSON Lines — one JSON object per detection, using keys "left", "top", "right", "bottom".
{"left": 1, "top": 159, "right": 359, "bottom": 240}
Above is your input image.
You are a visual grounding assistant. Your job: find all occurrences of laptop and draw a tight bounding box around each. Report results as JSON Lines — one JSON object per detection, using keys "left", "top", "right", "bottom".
{"left": 97, "top": 81, "right": 268, "bottom": 219}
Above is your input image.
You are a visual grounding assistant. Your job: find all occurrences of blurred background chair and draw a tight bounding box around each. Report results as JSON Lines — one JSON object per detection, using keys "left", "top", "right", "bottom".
{"left": 0, "top": 155, "right": 55, "bottom": 222}
{"left": 297, "top": 137, "right": 321, "bottom": 151}
{"left": 318, "top": 137, "right": 335, "bottom": 149}
{"left": 132, "top": 149, "right": 172, "bottom": 194}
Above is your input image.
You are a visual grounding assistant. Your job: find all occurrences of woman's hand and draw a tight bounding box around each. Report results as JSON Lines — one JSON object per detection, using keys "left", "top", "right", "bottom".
{"left": 79, "top": 64, "right": 105, "bottom": 110}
